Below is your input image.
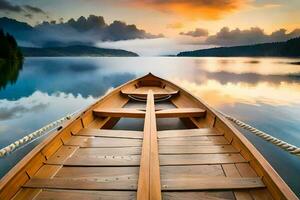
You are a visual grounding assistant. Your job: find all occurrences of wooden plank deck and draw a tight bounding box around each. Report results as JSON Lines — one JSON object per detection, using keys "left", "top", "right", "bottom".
{"left": 158, "top": 128, "right": 222, "bottom": 138}
{"left": 76, "top": 128, "right": 143, "bottom": 139}
{"left": 33, "top": 190, "right": 136, "bottom": 200}
{"left": 2, "top": 74, "right": 296, "bottom": 200}
{"left": 66, "top": 136, "right": 142, "bottom": 147}
{"left": 159, "top": 145, "right": 239, "bottom": 154}
{"left": 10, "top": 86, "right": 279, "bottom": 200}
{"left": 161, "top": 177, "right": 264, "bottom": 190}
{"left": 24, "top": 178, "right": 138, "bottom": 190}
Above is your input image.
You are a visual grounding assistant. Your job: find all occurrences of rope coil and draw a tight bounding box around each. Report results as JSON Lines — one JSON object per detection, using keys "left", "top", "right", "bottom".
{"left": 0, "top": 113, "right": 76, "bottom": 157}
{"left": 219, "top": 112, "right": 300, "bottom": 156}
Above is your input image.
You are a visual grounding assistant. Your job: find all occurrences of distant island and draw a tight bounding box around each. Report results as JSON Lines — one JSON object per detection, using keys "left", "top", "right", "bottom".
{"left": 178, "top": 37, "right": 300, "bottom": 57}
{"left": 0, "top": 29, "right": 23, "bottom": 89}
{"left": 21, "top": 45, "right": 139, "bottom": 57}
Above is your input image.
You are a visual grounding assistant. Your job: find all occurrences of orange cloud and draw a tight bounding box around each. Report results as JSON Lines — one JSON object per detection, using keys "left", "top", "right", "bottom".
{"left": 166, "top": 22, "right": 183, "bottom": 29}
{"left": 128, "top": 0, "right": 248, "bottom": 20}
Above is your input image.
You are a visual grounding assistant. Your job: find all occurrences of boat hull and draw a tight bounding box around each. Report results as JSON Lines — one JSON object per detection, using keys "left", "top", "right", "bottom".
{"left": 0, "top": 73, "right": 297, "bottom": 200}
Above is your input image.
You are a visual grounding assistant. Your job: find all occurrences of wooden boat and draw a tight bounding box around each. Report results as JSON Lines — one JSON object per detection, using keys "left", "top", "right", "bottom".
{"left": 0, "top": 73, "right": 297, "bottom": 200}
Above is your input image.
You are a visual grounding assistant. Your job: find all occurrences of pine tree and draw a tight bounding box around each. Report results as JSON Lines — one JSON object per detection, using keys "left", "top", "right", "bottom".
{"left": 0, "top": 29, "right": 23, "bottom": 89}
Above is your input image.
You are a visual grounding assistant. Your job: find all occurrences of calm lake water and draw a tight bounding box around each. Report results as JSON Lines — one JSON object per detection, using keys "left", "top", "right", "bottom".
{"left": 1, "top": 57, "right": 300, "bottom": 196}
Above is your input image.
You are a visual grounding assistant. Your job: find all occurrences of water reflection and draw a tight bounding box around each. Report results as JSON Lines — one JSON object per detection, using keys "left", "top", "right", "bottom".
{"left": 0, "top": 57, "right": 300, "bottom": 196}
{"left": 197, "top": 57, "right": 300, "bottom": 75}
{"left": 0, "top": 58, "right": 136, "bottom": 99}
{"left": 175, "top": 79, "right": 300, "bottom": 106}
{"left": 0, "top": 59, "right": 23, "bottom": 90}
{"left": 0, "top": 91, "right": 96, "bottom": 145}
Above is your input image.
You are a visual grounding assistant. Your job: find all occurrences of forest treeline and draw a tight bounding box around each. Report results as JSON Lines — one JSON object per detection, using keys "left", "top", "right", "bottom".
{"left": 178, "top": 37, "right": 300, "bottom": 57}
{"left": 0, "top": 29, "right": 23, "bottom": 90}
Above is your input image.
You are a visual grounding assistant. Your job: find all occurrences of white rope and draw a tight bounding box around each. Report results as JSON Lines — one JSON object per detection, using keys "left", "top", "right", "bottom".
{"left": 219, "top": 112, "right": 300, "bottom": 157}
{"left": 0, "top": 111, "right": 78, "bottom": 157}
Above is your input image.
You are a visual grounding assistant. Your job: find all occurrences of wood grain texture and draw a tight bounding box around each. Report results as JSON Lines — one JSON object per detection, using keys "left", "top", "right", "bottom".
{"left": 73, "top": 147, "right": 142, "bottom": 156}
{"left": 76, "top": 128, "right": 143, "bottom": 139}
{"left": 66, "top": 136, "right": 142, "bottom": 147}
{"left": 137, "top": 90, "right": 162, "bottom": 200}
{"left": 35, "top": 190, "right": 136, "bottom": 200}
{"left": 93, "top": 108, "right": 145, "bottom": 118}
{"left": 235, "top": 163, "right": 274, "bottom": 200}
{"left": 222, "top": 164, "right": 253, "bottom": 200}
{"left": 46, "top": 146, "right": 78, "bottom": 164}
{"left": 54, "top": 167, "right": 139, "bottom": 179}
{"left": 11, "top": 165, "right": 61, "bottom": 200}
{"left": 12, "top": 189, "right": 41, "bottom": 200}
{"left": 160, "top": 165, "right": 225, "bottom": 179}
{"left": 62, "top": 155, "right": 141, "bottom": 166}
{"left": 160, "top": 154, "right": 246, "bottom": 165}
{"left": 156, "top": 108, "right": 206, "bottom": 118}
{"left": 161, "top": 177, "right": 265, "bottom": 191}
{"left": 158, "top": 128, "right": 221, "bottom": 138}
{"left": 159, "top": 145, "right": 238, "bottom": 154}
{"left": 34, "top": 165, "right": 62, "bottom": 178}
{"left": 163, "top": 191, "right": 235, "bottom": 200}
{"left": 24, "top": 178, "right": 137, "bottom": 190}
{"left": 148, "top": 91, "right": 162, "bottom": 200}
{"left": 159, "top": 135, "right": 227, "bottom": 141}
{"left": 159, "top": 136, "right": 229, "bottom": 146}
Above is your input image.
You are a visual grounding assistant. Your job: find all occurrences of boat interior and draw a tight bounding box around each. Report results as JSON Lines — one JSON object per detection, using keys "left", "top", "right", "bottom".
{"left": 0, "top": 73, "right": 297, "bottom": 200}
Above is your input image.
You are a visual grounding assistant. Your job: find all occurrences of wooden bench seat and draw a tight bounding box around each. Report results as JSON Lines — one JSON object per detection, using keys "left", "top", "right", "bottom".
{"left": 93, "top": 108, "right": 206, "bottom": 118}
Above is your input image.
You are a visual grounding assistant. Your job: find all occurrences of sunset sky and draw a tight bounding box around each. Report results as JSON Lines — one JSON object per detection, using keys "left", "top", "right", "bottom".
{"left": 1, "top": 0, "right": 300, "bottom": 55}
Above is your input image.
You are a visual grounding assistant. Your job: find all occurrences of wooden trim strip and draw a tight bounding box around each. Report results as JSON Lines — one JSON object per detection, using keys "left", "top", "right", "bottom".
{"left": 137, "top": 90, "right": 162, "bottom": 200}
{"left": 149, "top": 91, "right": 162, "bottom": 200}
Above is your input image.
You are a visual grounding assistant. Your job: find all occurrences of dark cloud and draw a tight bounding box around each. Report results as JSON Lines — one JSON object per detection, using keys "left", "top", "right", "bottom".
{"left": 24, "top": 5, "right": 46, "bottom": 14}
{"left": 66, "top": 15, "right": 106, "bottom": 32}
{"left": 180, "top": 28, "right": 208, "bottom": 37}
{"left": 0, "top": 0, "right": 47, "bottom": 18}
{"left": 24, "top": 14, "right": 33, "bottom": 19}
{"left": 0, "top": 15, "right": 162, "bottom": 47}
{"left": 105, "top": 20, "right": 162, "bottom": 40}
{"left": 205, "top": 27, "right": 300, "bottom": 46}
{"left": 0, "top": 0, "right": 23, "bottom": 12}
